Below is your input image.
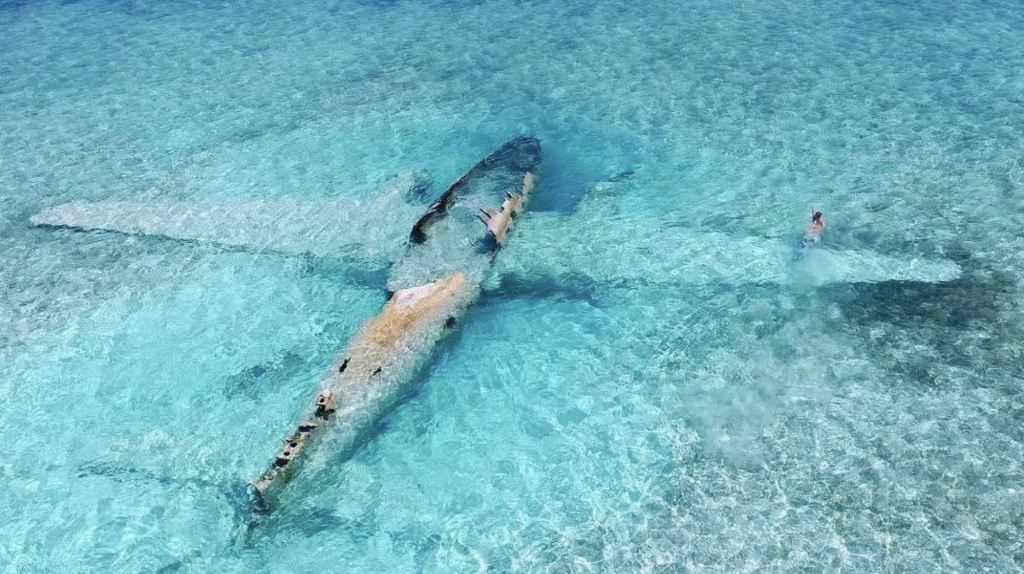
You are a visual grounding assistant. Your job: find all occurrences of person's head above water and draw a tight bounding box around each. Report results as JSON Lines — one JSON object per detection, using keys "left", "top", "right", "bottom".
{"left": 812, "top": 211, "right": 823, "bottom": 222}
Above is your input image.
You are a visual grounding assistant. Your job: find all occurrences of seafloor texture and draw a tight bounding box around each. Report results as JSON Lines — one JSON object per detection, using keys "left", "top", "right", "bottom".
{"left": 1, "top": 0, "right": 1023, "bottom": 572}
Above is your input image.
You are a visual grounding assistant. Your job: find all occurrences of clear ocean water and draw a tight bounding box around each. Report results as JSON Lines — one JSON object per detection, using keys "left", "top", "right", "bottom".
{"left": 2, "top": 0, "right": 1024, "bottom": 572}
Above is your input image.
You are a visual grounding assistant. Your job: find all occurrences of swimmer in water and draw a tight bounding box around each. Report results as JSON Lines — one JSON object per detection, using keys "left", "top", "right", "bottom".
{"left": 804, "top": 210, "right": 825, "bottom": 243}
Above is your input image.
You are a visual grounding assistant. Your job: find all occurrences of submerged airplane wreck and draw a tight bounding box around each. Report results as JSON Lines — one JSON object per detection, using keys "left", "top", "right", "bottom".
{"left": 250, "top": 136, "right": 541, "bottom": 513}
{"left": 31, "top": 133, "right": 971, "bottom": 531}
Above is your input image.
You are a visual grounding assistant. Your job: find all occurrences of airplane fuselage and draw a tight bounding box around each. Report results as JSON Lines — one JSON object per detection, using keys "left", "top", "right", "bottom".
{"left": 251, "top": 136, "right": 541, "bottom": 511}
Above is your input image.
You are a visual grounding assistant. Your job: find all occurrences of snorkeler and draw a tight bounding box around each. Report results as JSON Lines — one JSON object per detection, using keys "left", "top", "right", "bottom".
{"left": 804, "top": 209, "right": 825, "bottom": 243}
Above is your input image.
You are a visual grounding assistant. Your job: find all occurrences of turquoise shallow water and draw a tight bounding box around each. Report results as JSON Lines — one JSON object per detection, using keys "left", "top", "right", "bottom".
{"left": 2, "top": 0, "right": 1024, "bottom": 572}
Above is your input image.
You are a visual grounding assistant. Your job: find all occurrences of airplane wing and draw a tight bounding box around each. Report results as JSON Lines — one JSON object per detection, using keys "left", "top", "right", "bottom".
{"left": 32, "top": 169, "right": 962, "bottom": 291}
{"left": 496, "top": 210, "right": 961, "bottom": 288}
{"left": 30, "top": 172, "right": 431, "bottom": 262}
